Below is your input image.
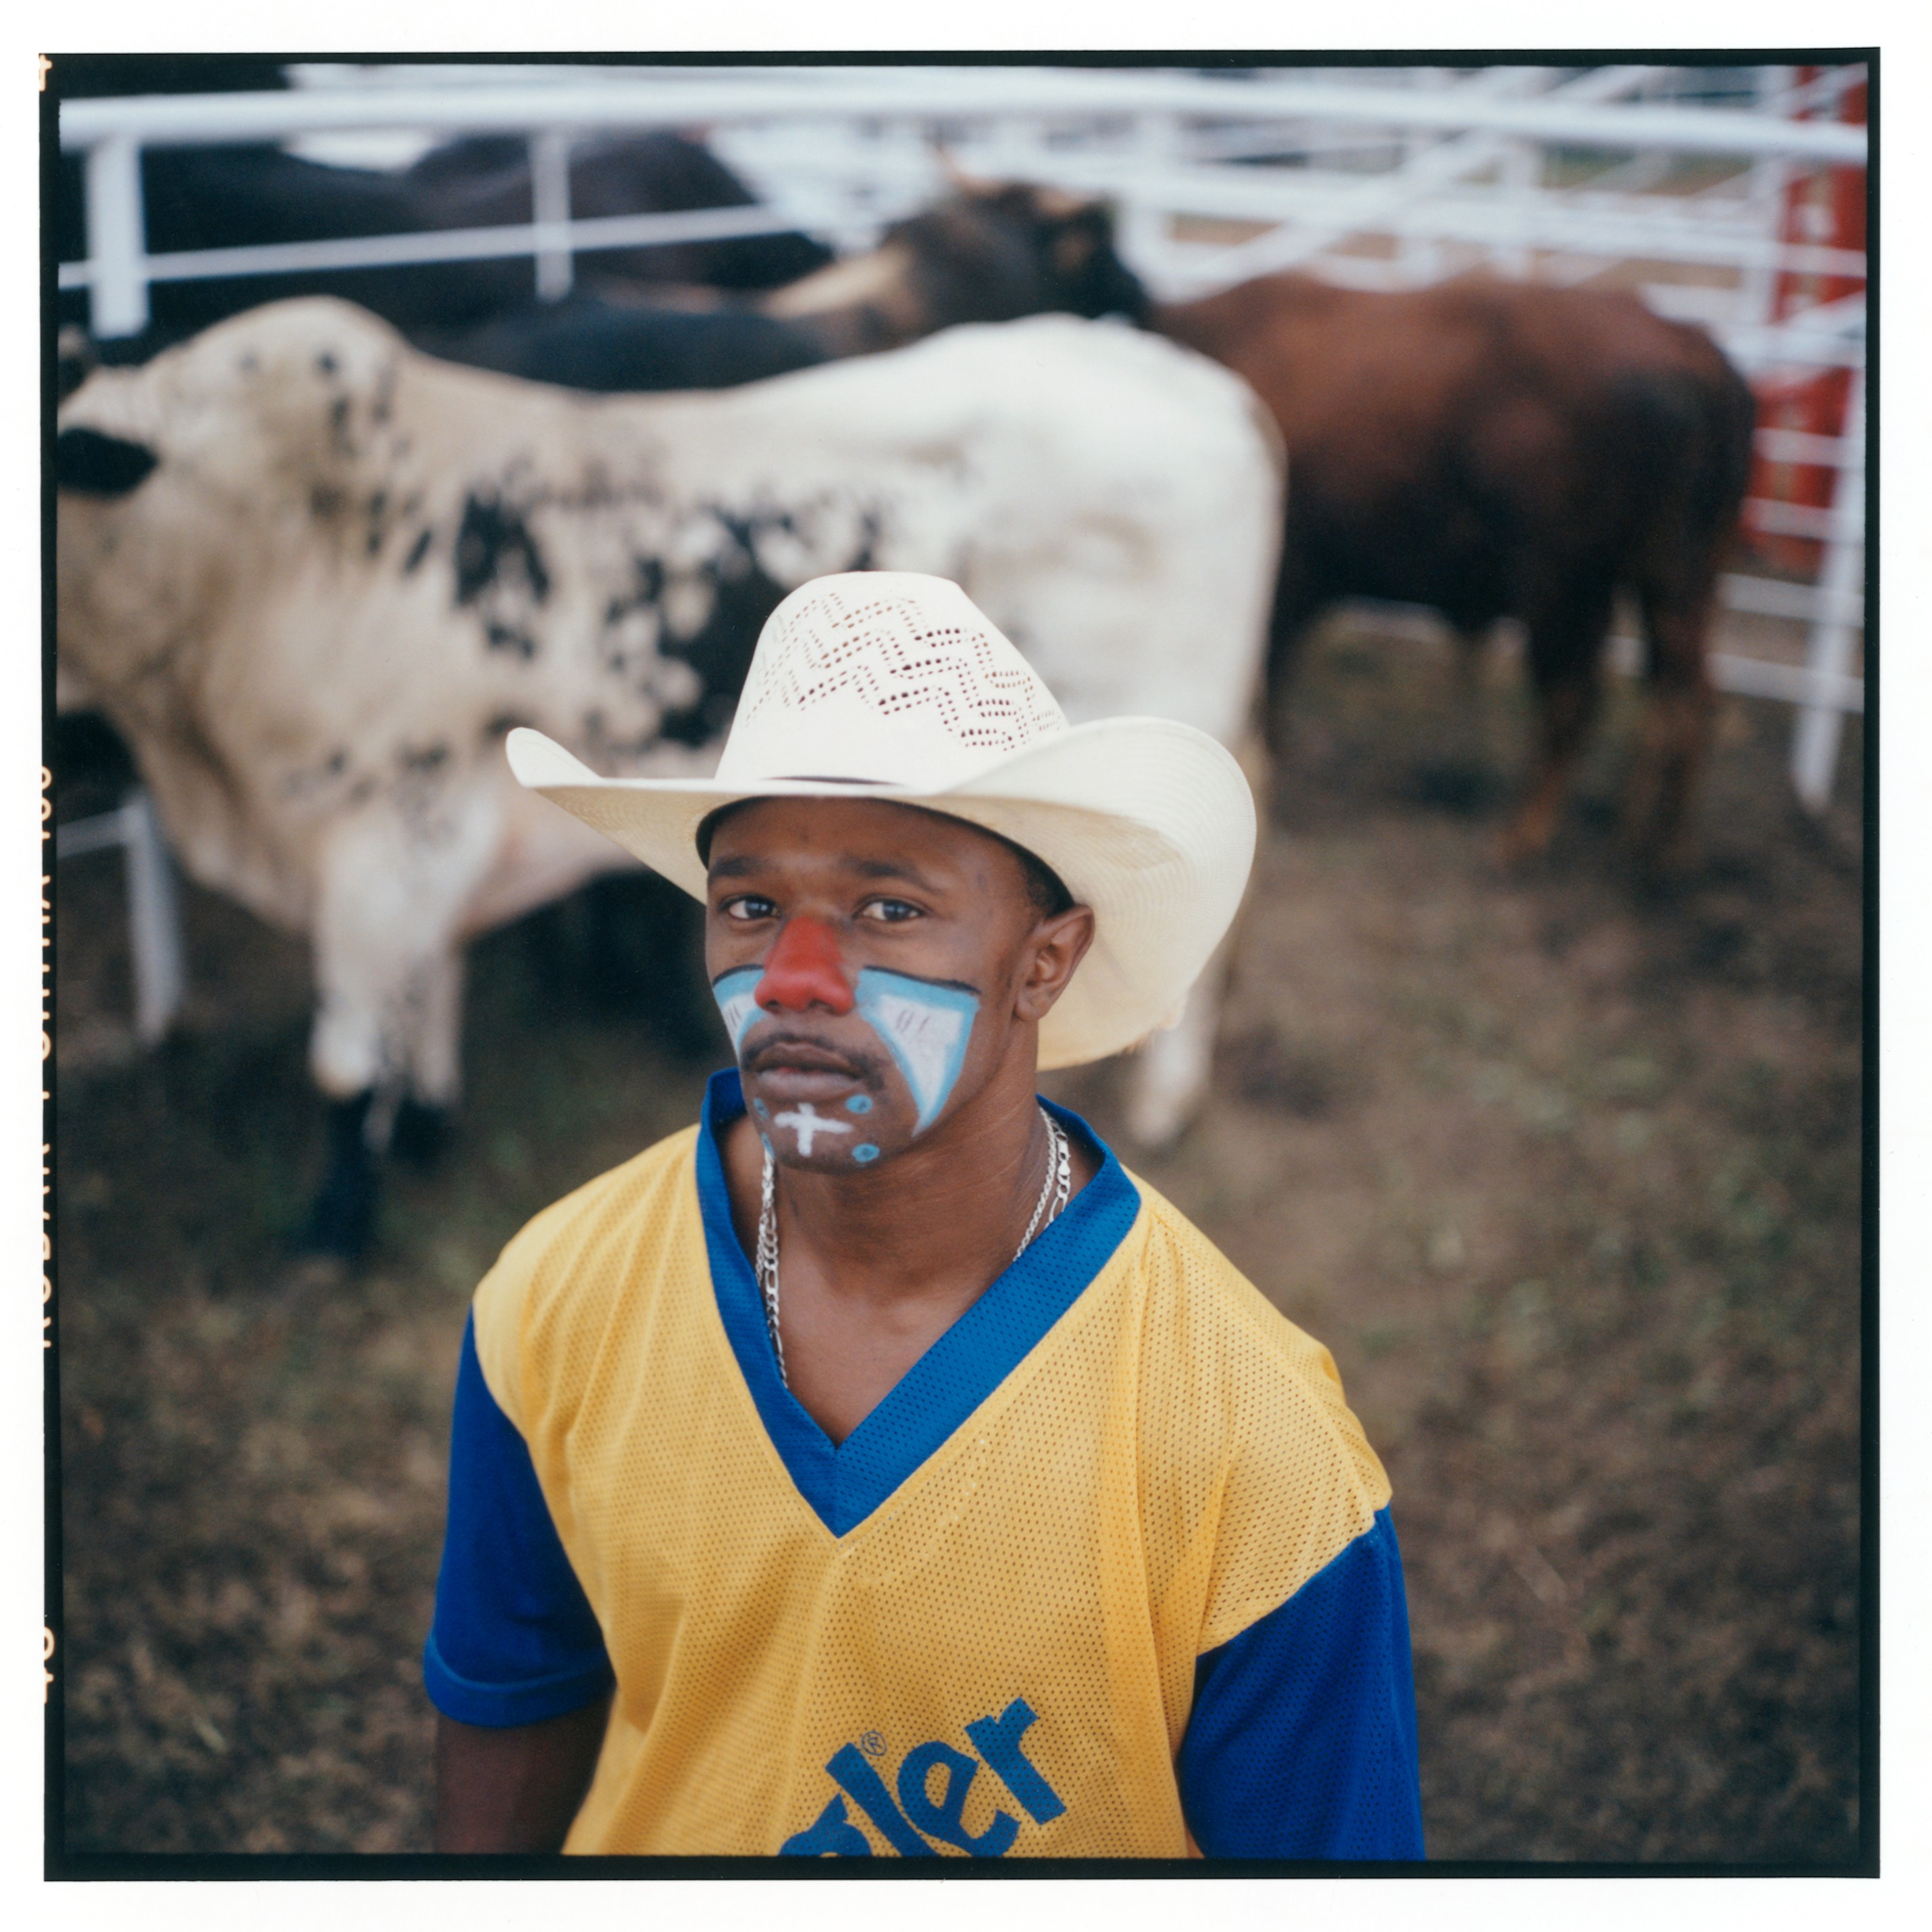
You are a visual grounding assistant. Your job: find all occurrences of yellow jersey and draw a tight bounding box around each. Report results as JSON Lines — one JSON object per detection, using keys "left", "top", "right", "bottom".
{"left": 425, "top": 1072, "right": 1422, "bottom": 1859}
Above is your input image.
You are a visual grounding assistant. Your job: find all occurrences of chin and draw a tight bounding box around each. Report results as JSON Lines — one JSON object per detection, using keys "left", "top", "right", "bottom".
{"left": 775, "top": 1147, "right": 900, "bottom": 1177}
{"left": 744, "top": 1078, "right": 910, "bottom": 1170}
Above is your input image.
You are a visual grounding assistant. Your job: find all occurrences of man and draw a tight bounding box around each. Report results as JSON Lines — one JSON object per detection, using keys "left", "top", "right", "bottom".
{"left": 424, "top": 573, "right": 1423, "bottom": 1858}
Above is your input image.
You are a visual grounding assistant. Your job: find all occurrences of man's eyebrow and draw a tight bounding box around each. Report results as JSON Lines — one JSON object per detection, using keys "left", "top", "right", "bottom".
{"left": 847, "top": 857, "right": 944, "bottom": 891}
{"left": 706, "top": 854, "right": 946, "bottom": 890}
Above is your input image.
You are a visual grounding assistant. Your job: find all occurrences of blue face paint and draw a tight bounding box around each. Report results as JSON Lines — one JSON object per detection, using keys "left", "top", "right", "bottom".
{"left": 853, "top": 1144, "right": 880, "bottom": 1164}
{"left": 712, "top": 961, "right": 979, "bottom": 1141}
{"left": 853, "top": 968, "right": 980, "bottom": 1133}
{"left": 711, "top": 965, "right": 764, "bottom": 1058}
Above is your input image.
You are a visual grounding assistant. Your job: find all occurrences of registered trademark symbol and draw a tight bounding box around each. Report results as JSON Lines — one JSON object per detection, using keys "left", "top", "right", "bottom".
{"left": 858, "top": 1731, "right": 885, "bottom": 1757}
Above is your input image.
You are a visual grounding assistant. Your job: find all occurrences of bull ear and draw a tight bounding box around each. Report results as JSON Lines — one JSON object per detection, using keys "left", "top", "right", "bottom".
{"left": 1029, "top": 184, "right": 1097, "bottom": 222}
{"left": 56, "top": 426, "right": 159, "bottom": 497}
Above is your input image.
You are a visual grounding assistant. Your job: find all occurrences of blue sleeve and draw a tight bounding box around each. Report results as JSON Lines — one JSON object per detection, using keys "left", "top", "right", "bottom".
{"left": 421, "top": 1313, "right": 616, "bottom": 1727}
{"left": 1178, "top": 1505, "right": 1424, "bottom": 1860}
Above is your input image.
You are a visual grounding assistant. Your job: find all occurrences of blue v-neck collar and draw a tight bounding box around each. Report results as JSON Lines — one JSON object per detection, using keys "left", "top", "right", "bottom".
{"left": 694, "top": 1068, "right": 1141, "bottom": 1537}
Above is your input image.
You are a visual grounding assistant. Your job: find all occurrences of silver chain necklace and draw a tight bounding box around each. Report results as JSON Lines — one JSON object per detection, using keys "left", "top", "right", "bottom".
{"left": 756, "top": 1103, "right": 1070, "bottom": 1386}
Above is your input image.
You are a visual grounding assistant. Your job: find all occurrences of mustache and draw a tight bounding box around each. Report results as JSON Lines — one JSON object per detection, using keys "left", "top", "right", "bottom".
{"left": 740, "top": 1024, "right": 888, "bottom": 1082}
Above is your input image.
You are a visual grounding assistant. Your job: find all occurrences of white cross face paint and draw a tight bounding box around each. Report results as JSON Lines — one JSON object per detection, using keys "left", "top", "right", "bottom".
{"left": 768, "top": 1101, "right": 851, "bottom": 1157}
{"left": 711, "top": 962, "right": 982, "bottom": 1162}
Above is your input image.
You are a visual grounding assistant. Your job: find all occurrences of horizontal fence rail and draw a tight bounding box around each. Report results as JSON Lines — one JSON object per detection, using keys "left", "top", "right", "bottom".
{"left": 59, "top": 71, "right": 1870, "bottom": 161}
{"left": 56, "top": 201, "right": 805, "bottom": 292}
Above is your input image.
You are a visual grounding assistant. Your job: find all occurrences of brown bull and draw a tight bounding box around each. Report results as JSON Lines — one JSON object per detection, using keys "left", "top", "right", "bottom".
{"left": 1152, "top": 273, "right": 1756, "bottom": 864}
{"left": 767, "top": 183, "right": 1756, "bottom": 864}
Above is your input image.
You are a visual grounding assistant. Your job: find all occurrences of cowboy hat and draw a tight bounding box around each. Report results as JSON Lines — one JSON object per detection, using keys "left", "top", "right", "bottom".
{"left": 506, "top": 571, "right": 1255, "bottom": 1069}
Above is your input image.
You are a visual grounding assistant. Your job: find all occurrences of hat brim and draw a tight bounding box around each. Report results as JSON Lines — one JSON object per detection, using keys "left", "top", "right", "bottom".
{"left": 506, "top": 719, "right": 1256, "bottom": 1070}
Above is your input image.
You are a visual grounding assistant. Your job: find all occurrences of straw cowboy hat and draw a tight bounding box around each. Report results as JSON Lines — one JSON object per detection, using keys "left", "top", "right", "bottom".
{"left": 506, "top": 571, "right": 1255, "bottom": 1069}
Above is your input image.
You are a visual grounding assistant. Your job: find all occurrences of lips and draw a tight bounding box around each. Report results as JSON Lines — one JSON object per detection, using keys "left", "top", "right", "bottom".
{"left": 741, "top": 1026, "right": 881, "bottom": 1103}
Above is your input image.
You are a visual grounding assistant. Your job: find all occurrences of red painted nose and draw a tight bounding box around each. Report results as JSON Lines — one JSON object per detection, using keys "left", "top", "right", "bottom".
{"left": 754, "top": 916, "right": 855, "bottom": 1015}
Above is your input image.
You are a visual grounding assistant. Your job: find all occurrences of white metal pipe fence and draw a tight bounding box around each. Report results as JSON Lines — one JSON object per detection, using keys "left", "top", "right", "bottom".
{"left": 55, "top": 791, "right": 185, "bottom": 1047}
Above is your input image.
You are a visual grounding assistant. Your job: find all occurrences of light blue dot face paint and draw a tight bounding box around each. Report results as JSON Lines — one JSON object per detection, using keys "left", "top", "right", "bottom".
{"left": 853, "top": 1144, "right": 880, "bottom": 1164}
{"left": 844, "top": 1094, "right": 872, "bottom": 1114}
{"left": 852, "top": 968, "right": 980, "bottom": 1134}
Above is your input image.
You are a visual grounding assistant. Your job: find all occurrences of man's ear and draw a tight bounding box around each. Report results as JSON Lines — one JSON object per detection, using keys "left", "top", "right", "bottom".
{"left": 1015, "top": 906, "right": 1096, "bottom": 1023}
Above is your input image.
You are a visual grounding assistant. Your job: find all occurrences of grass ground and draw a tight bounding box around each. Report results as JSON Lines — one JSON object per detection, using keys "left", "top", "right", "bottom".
{"left": 51, "top": 614, "right": 1865, "bottom": 1860}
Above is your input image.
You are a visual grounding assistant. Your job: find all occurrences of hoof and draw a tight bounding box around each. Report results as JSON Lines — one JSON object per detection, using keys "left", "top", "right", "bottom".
{"left": 297, "top": 1183, "right": 373, "bottom": 1263}
{"left": 391, "top": 1097, "right": 450, "bottom": 1170}
{"left": 300, "top": 1091, "right": 380, "bottom": 1261}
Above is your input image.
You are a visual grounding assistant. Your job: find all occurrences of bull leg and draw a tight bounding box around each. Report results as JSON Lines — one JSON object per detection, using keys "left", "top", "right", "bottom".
{"left": 304, "top": 937, "right": 461, "bottom": 1251}
{"left": 1124, "top": 929, "right": 1239, "bottom": 1149}
{"left": 1501, "top": 589, "right": 1613, "bottom": 866}
{"left": 1627, "top": 580, "right": 1718, "bottom": 870}
{"left": 302, "top": 791, "right": 500, "bottom": 1258}
{"left": 1262, "top": 547, "right": 1324, "bottom": 759}
{"left": 392, "top": 947, "right": 463, "bottom": 1169}
{"left": 1419, "top": 625, "right": 1495, "bottom": 814}
{"left": 301, "top": 943, "right": 457, "bottom": 1249}
{"left": 303, "top": 1090, "right": 382, "bottom": 1259}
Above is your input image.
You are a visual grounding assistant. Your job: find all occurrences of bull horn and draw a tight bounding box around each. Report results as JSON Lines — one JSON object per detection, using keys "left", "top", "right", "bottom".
{"left": 929, "top": 140, "right": 995, "bottom": 194}
{"left": 1030, "top": 184, "right": 1099, "bottom": 220}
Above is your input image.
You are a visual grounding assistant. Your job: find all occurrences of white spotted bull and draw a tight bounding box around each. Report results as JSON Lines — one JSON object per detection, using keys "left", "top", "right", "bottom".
{"left": 57, "top": 297, "right": 1282, "bottom": 1256}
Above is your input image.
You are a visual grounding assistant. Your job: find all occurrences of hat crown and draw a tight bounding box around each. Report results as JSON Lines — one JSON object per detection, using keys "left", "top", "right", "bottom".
{"left": 719, "top": 573, "right": 1068, "bottom": 789}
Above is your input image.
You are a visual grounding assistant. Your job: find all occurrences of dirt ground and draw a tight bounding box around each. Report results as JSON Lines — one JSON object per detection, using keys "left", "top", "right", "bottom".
{"left": 50, "top": 613, "right": 1866, "bottom": 1863}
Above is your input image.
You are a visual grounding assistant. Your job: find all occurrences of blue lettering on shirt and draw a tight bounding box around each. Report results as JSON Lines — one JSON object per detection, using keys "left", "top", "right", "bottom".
{"left": 966, "top": 1698, "right": 1068, "bottom": 1825}
{"left": 897, "top": 1740, "right": 1020, "bottom": 1856}
{"left": 785, "top": 1700, "right": 1064, "bottom": 1858}
{"left": 779, "top": 1794, "right": 874, "bottom": 1857}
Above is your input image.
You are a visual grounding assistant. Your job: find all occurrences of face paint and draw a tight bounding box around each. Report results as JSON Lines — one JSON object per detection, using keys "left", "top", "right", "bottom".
{"left": 754, "top": 915, "right": 854, "bottom": 1014}
{"left": 713, "top": 956, "right": 981, "bottom": 1155}
{"left": 711, "top": 964, "right": 764, "bottom": 1057}
{"left": 768, "top": 1101, "right": 852, "bottom": 1157}
{"left": 852, "top": 968, "right": 980, "bottom": 1133}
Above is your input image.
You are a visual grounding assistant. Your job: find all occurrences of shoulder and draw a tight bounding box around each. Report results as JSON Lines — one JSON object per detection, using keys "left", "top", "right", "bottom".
{"left": 1120, "top": 1171, "right": 1392, "bottom": 1650}
{"left": 471, "top": 1124, "right": 702, "bottom": 1430}
{"left": 1122, "top": 1170, "right": 1365, "bottom": 1421}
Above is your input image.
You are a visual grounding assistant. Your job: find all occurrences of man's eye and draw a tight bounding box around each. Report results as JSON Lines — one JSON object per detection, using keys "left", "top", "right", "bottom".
{"left": 860, "top": 898, "right": 921, "bottom": 924}
{"left": 722, "top": 895, "right": 777, "bottom": 922}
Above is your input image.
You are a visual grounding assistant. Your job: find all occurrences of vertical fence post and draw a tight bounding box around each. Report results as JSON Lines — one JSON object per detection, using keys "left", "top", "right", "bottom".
{"left": 529, "top": 128, "right": 575, "bottom": 302}
{"left": 84, "top": 134, "right": 149, "bottom": 338}
{"left": 1119, "top": 113, "right": 1180, "bottom": 288}
{"left": 1740, "top": 67, "right": 1794, "bottom": 328}
{"left": 122, "top": 791, "right": 186, "bottom": 1045}
{"left": 1790, "top": 367, "right": 1865, "bottom": 813}
{"left": 1494, "top": 136, "right": 1538, "bottom": 280}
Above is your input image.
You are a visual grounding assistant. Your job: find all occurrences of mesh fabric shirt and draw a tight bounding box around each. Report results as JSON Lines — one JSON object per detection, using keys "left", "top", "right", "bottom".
{"left": 425, "top": 1072, "right": 1423, "bottom": 1858}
